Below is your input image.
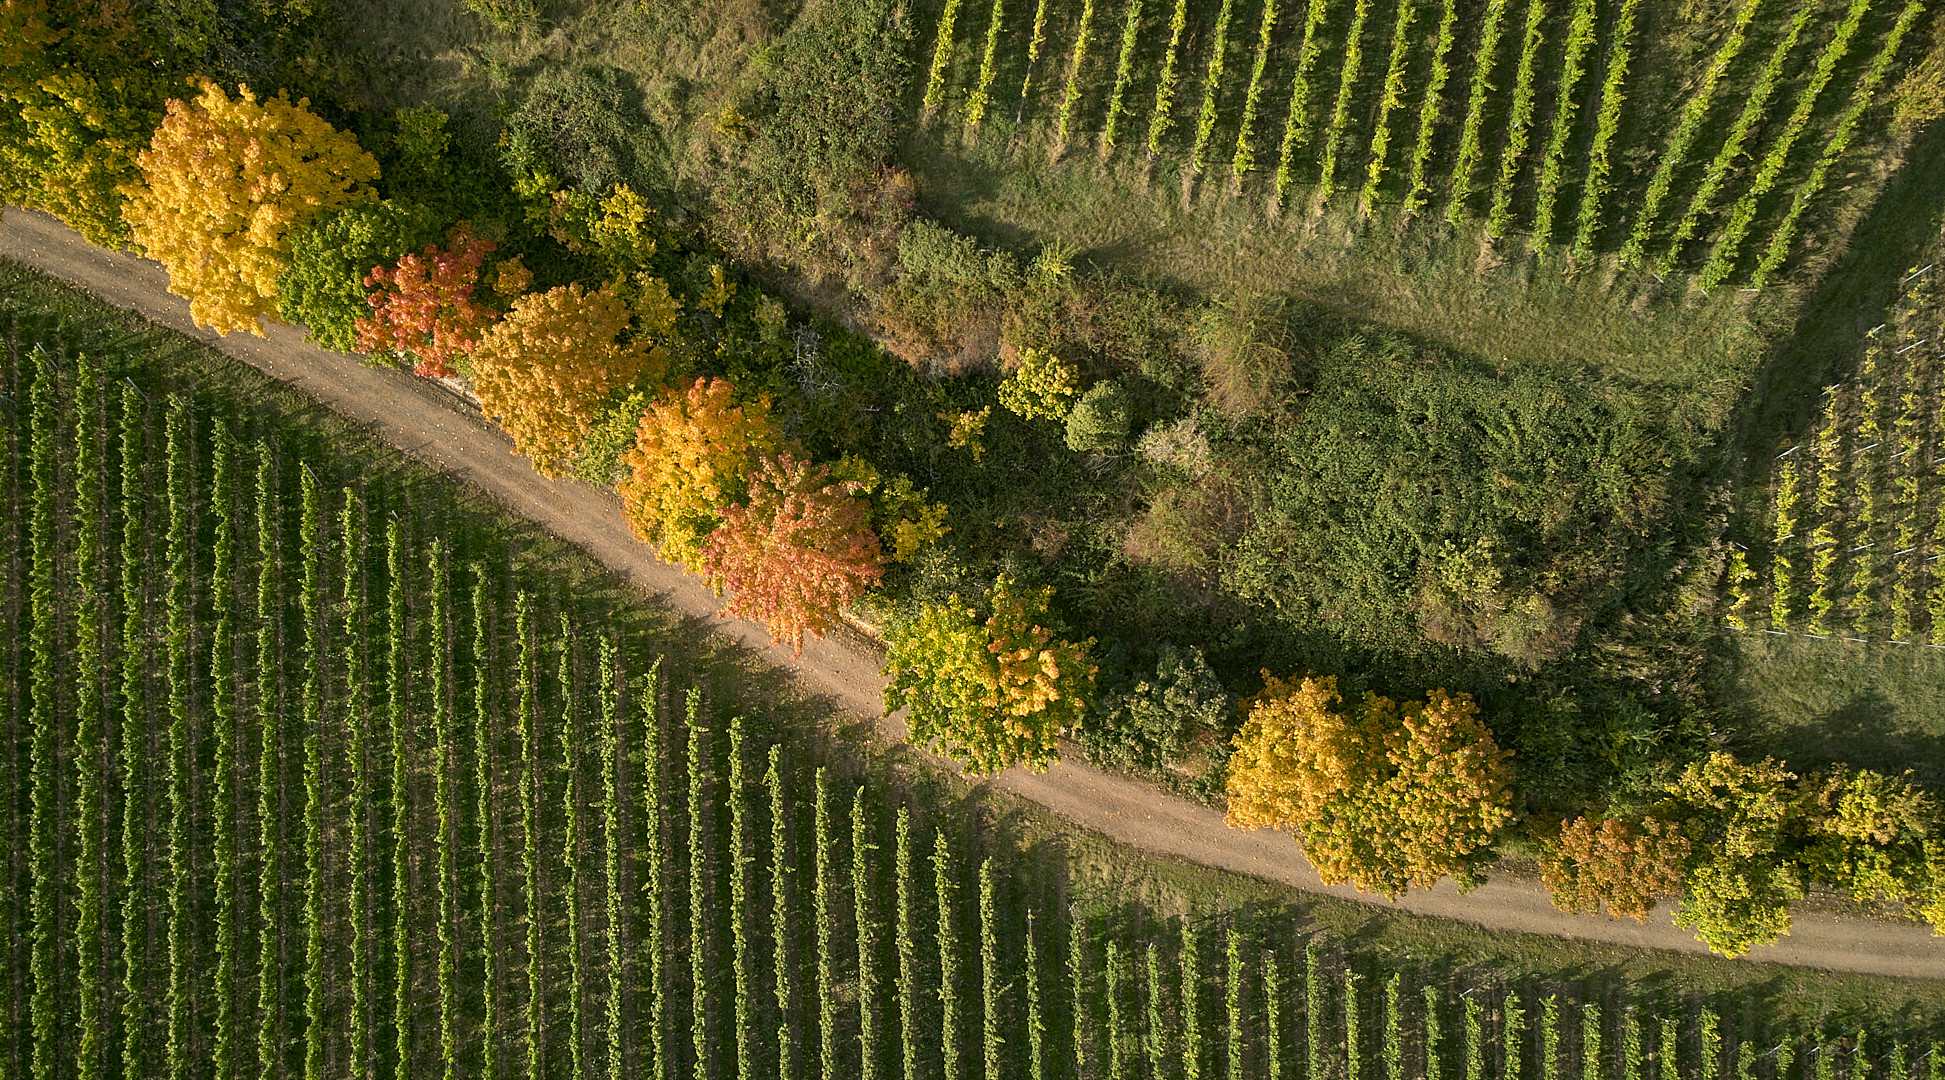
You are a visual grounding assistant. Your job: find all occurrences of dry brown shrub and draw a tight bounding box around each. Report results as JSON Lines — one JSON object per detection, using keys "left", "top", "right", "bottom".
{"left": 1122, "top": 478, "right": 1247, "bottom": 575}
{"left": 1193, "top": 293, "right": 1298, "bottom": 419}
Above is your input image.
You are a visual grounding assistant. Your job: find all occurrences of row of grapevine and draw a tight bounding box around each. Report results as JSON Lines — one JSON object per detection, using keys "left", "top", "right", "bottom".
{"left": 916, "top": 0, "right": 1915, "bottom": 286}
{"left": 10, "top": 307, "right": 1945, "bottom": 1080}
{"left": 1483, "top": 0, "right": 1549, "bottom": 239}
{"left": 1698, "top": 0, "right": 1876, "bottom": 288}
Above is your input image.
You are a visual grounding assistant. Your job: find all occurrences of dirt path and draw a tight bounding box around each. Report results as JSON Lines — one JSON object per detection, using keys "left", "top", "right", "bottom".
{"left": 6, "top": 207, "right": 1942, "bottom": 980}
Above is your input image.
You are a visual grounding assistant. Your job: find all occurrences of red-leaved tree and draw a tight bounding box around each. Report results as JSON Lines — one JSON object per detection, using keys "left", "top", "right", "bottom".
{"left": 700, "top": 452, "right": 886, "bottom": 653}
{"left": 355, "top": 222, "right": 502, "bottom": 378}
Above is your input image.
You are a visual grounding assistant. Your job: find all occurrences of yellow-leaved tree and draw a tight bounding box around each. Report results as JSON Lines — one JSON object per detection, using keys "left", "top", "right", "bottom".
{"left": 1225, "top": 674, "right": 1513, "bottom": 898}
{"left": 883, "top": 575, "right": 1096, "bottom": 776}
{"left": 618, "top": 376, "right": 781, "bottom": 569}
{"left": 123, "top": 80, "right": 378, "bottom": 335}
{"left": 471, "top": 282, "right": 665, "bottom": 477}
{"left": 0, "top": 0, "right": 165, "bottom": 245}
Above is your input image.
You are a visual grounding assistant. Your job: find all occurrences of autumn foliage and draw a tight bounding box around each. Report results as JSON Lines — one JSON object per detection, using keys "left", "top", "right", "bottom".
{"left": 619, "top": 377, "right": 781, "bottom": 569}
{"left": 471, "top": 282, "right": 662, "bottom": 476}
{"left": 1224, "top": 674, "right": 1513, "bottom": 898}
{"left": 699, "top": 452, "right": 885, "bottom": 653}
{"left": 0, "top": 0, "right": 163, "bottom": 245}
{"left": 123, "top": 80, "right": 379, "bottom": 335}
{"left": 355, "top": 222, "right": 503, "bottom": 378}
{"left": 1538, "top": 813, "right": 1690, "bottom": 922}
{"left": 884, "top": 575, "right": 1096, "bottom": 776}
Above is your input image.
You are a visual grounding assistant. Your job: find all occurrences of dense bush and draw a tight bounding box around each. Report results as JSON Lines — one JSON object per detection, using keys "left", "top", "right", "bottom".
{"left": 276, "top": 200, "right": 441, "bottom": 353}
{"left": 1227, "top": 337, "right": 1679, "bottom": 659}
{"left": 1082, "top": 644, "right": 1232, "bottom": 775}
{"left": 710, "top": 0, "right": 914, "bottom": 282}
{"left": 1064, "top": 381, "right": 1133, "bottom": 452}
{"left": 506, "top": 66, "right": 666, "bottom": 198}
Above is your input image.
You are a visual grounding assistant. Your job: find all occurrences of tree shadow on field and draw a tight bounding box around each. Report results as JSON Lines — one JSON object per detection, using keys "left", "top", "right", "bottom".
{"left": 1767, "top": 688, "right": 1945, "bottom": 786}
{"left": 1729, "top": 119, "right": 1945, "bottom": 496}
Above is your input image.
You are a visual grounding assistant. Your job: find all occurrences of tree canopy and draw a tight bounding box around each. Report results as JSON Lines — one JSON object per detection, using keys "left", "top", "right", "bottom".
{"left": 884, "top": 575, "right": 1095, "bottom": 776}
{"left": 618, "top": 376, "right": 780, "bottom": 570}
{"left": 700, "top": 452, "right": 884, "bottom": 653}
{"left": 470, "top": 282, "right": 662, "bottom": 476}
{"left": 124, "top": 80, "right": 379, "bottom": 335}
{"left": 1225, "top": 674, "right": 1513, "bottom": 898}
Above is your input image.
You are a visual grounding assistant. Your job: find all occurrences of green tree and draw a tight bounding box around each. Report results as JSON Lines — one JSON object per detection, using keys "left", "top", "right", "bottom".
{"left": 275, "top": 200, "right": 439, "bottom": 353}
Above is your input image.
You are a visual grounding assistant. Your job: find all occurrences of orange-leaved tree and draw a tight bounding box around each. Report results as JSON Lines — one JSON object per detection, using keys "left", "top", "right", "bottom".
{"left": 471, "top": 282, "right": 663, "bottom": 477}
{"left": 1538, "top": 812, "right": 1690, "bottom": 922}
{"left": 699, "top": 451, "right": 885, "bottom": 653}
{"left": 355, "top": 222, "right": 503, "bottom": 378}
{"left": 618, "top": 376, "right": 780, "bottom": 569}
{"left": 883, "top": 575, "right": 1096, "bottom": 776}
{"left": 0, "top": 0, "right": 165, "bottom": 245}
{"left": 1225, "top": 674, "right": 1513, "bottom": 898}
{"left": 123, "top": 79, "right": 379, "bottom": 335}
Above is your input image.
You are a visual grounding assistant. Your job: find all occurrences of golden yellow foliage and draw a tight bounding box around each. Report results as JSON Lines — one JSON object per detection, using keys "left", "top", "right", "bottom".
{"left": 123, "top": 80, "right": 378, "bottom": 335}
{"left": 884, "top": 575, "right": 1096, "bottom": 776}
{"left": 1225, "top": 674, "right": 1513, "bottom": 898}
{"left": 617, "top": 376, "right": 780, "bottom": 569}
{"left": 471, "top": 283, "right": 663, "bottom": 477}
{"left": 0, "top": 0, "right": 164, "bottom": 245}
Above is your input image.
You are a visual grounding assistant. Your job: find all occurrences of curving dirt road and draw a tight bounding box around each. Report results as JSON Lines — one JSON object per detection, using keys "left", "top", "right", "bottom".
{"left": 5, "top": 206, "right": 1942, "bottom": 980}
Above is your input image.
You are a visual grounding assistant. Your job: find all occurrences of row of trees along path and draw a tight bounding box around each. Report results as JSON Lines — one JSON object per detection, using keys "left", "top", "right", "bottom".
{"left": 2, "top": 205, "right": 1939, "bottom": 978}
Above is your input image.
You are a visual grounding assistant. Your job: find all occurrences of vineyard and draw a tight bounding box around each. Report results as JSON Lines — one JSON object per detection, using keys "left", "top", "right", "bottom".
{"left": 1728, "top": 263, "right": 1945, "bottom": 646}
{"left": 914, "top": 0, "right": 1928, "bottom": 284}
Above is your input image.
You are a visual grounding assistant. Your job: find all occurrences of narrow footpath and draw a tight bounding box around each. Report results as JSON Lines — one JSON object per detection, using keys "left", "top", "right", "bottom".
{"left": 5, "top": 206, "right": 1940, "bottom": 980}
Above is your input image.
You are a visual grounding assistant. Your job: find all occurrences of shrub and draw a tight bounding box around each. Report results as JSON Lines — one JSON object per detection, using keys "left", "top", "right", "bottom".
{"left": 1193, "top": 295, "right": 1294, "bottom": 419}
{"left": 1065, "top": 381, "right": 1133, "bottom": 452}
{"left": 124, "top": 80, "right": 380, "bottom": 335}
{"left": 618, "top": 377, "right": 781, "bottom": 570}
{"left": 1082, "top": 645, "right": 1231, "bottom": 775}
{"left": 999, "top": 347, "right": 1081, "bottom": 420}
{"left": 276, "top": 200, "right": 440, "bottom": 354}
{"left": 1135, "top": 418, "right": 1213, "bottom": 477}
{"left": 883, "top": 575, "right": 1097, "bottom": 775}
{"left": 471, "top": 283, "right": 663, "bottom": 476}
{"left": 701, "top": 452, "right": 886, "bottom": 653}
{"left": 1225, "top": 674, "right": 1514, "bottom": 897}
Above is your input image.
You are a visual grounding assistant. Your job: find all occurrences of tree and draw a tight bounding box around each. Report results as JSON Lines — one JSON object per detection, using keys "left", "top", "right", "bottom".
{"left": 471, "top": 283, "right": 664, "bottom": 477}
{"left": 1794, "top": 767, "right": 1936, "bottom": 916}
{"left": 883, "top": 575, "right": 1096, "bottom": 775}
{"left": 355, "top": 222, "right": 504, "bottom": 378}
{"left": 124, "top": 79, "right": 380, "bottom": 335}
{"left": 275, "top": 200, "right": 440, "bottom": 353}
{"left": 699, "top": 452, "right": 885, "bottom": 653}
{"left": 618, "top": 377, "right": 780, "bottom": 570}
{"left": 1538, "top": 812, "right": 1689, "bottom": 922}
{"left": 1224, "top": 674, "right": 1513, "bottom": 897}
{"left": 0, "top": 0, "right": 165, "bottom": 245}
{"left": 1664, "top": 753, "right": 1802, "bottom": 957}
